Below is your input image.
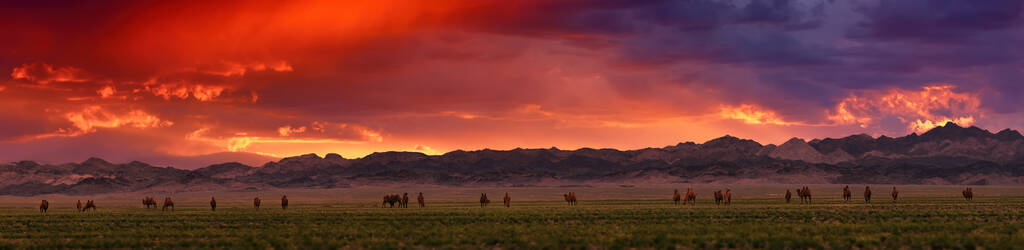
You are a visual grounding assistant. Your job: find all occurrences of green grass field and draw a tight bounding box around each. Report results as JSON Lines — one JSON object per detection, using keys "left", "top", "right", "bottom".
{"left": 1, "top": 185, "right": 1023, "bottom": 249}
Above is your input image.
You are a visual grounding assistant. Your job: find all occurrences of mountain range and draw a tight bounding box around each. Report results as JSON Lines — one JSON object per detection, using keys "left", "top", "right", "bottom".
{"left": 3, "top": 122, "right": 1024, "bottom": 196}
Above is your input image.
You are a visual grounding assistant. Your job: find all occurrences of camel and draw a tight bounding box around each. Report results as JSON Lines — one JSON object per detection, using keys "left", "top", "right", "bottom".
{"left": 479, "top": 193, "right": 490, "bottom": 207}
{"left": 672, "top": 189, "right": 681, "bottom": 205}
{"left": 724, "top": 189, "right": 732, "bottom": 205}
{"left": 143, "top": 197, "right": 157, "bottom": 208}
{"left": 400, "top": 193, "right": 409, "bottom": 208}
{"left": 713, "top": 190, "right": 724, "bottom": 205}
{"left": 891, "top": 187, "right": 899, "bottom": 202}
{"left": 806, "top": 186, "right": 813, "bottom": 203}
{"left": 382, "top": 194, "right": 400, "bottom": 208}
{"left": 254, "top": 197, "right": 262, "bottom": 209}
{"left": 864, "top": 186, "right": 872, "bottom": 203}
{"left": 281, "top": 195, "right": 289, "bottom": 210}
{"left": 563, "top": 192, "right": 577, "bottom": 206}
{"left": 210, "top": 197, "right": 217, "bottom": 211}
{"left": 417, "top": 192, "right": 425, "bottom": 207}
{"left": 39, "top": 200, "right": 49, "bottom": 213}
{"left": 962, "top": 188, "right": 974, "bottom": 201}
{"left": 799, "top": 186, "right": 812, "bottom": 204}
{"left": 785, "top": 189, "right": 792, "bottom": 203}
{"left": 162, "top": 197, "right": 174, "bottom": 212}
{"left": 82, "top": 200, "right": 97, "bottom": 212}
{"left": 683, "top": 188, "right": 696, "bottom": 205}
{"left": 842, "top": 186, "right": 852, "bottom": 202}
{"left": 503, "top": 192, "right": 511, "bottom": 208}
{"left": 76, "top": 200, "right": 83, "bottom": 212}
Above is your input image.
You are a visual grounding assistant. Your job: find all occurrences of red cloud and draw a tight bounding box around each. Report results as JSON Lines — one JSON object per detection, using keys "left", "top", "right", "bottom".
{"left": 10, "top": 62, "right": 89, "bottom": 84}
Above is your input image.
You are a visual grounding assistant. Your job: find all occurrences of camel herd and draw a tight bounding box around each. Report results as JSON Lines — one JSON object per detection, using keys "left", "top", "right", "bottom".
{"left": 31, "top": 187, "right": 981, "bottom": 213}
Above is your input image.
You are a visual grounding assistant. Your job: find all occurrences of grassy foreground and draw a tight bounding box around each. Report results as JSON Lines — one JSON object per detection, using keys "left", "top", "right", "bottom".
{"left": 1, "top": 195, "right": 1023, "bottom": 249}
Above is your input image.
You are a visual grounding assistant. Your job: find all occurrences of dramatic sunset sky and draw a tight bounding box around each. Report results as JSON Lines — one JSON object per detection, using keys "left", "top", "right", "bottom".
{"left": 2, "top": 0, "right": 1023, "bottom": 168}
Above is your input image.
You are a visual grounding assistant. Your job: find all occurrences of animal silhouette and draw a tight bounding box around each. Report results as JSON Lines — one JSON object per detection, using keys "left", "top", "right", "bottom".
{"left": 382, "top": 194, "right": 400, "bottom": 208}
{"left": 82, "top": 200, "right": 97, "bottom": 212}
{"left": 962, "top": 188, "right": 974, "bottom": 201}
{"left": 563, "top": 192, "right": 577, "bottom": 206}
{"left": 503, "top": 192, "right": 511, "bottom": 208}
{"left": 799, "top": 186, "right": 812, "bottom": 204}
{"left": 210, "top": 197, "right": 217, "bottom": 211}
{"left": 724, "top": 189, "right": 732, "bottom": 205}
{"left": 400, "top": 193, "right": 409, "bottom": 208}
{"left": 281, "top": 195, "right": 289, "bottom": 210}
{"left": 479, "top": 193, "right": 490, "bottom": 207}
{"left": 162, "top": 197, "right": 174, "bottom": 211}
{"left": 254, "top": 197, "right": 262, "bottom": 209}
{"left": 76, "top": 200, "right": 83, "bottom": 212}
{"left": 683, "top": 188, "right": 696, "bottom": 205}
{"left": 785, "top": 189, "right": 792, "bottom": 203}
{"left": 142, "top": 197, "right": 157, "bottom": 208}
{"left": 713, "top": 190, "right": 724, "bottom": 205}
{"left": 417, "top": 192, "right": 425, "bottom": 207}
{"left": 672, "top": 189, "right": 681, "bottom": 205}
{"left": 842, "top": 186, "right": 852, "bottom": 202}
{"left": 864, "top": 186, "right": 872, "bottom": 203}
{"left": 891, "top": 187, "right": 899, "bottom": 202}
{"left": 39, "top": 200, "right": 49, "bottom": 213}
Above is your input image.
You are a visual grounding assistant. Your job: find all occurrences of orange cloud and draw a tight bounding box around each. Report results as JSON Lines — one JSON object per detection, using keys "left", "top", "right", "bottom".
{"left": 827, "top": 85, "right": 982, "bottom": 133}
{"left": 187, "top": 121, "right": 384, "bottom": 153}
{"left": 277, "top": 126, "right": 307, "bottom": 136}
{"left": 32, "top": 106, "right": 172, "bottom": 139}
{"left": 143, "top": 83, "right": 226, "bottom": 102}
{"left": 10, "top": 62, "right": 89, "bottom": 84}
{"left": 198, "top": 61, "right": 294, "bottom": 77}
{"left": 97, "top": 86, "right": 116, "bottom": 98}
{"left": 719, "top": 104, "right": 798, "bottom": 125}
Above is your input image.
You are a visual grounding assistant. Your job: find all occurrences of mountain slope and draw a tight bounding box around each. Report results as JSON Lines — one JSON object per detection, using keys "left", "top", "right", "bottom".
{"left": 3, "top": 122, "right": 1024, "bottom": 195}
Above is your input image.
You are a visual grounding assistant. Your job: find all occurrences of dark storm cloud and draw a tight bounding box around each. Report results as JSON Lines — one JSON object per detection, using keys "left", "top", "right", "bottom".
{"left": 849, "top": 0, "right": 1024, "bottom": 43}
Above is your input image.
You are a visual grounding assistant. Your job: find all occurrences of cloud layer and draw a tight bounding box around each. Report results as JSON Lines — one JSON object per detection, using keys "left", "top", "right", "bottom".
{"left": 2, "top": 0, "right": 1023, "bottom": 168}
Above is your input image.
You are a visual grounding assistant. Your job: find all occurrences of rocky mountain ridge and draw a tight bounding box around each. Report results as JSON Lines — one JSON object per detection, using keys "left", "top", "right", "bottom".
{"left": 3, "top": 122, "right": 1024, "bottom": 196}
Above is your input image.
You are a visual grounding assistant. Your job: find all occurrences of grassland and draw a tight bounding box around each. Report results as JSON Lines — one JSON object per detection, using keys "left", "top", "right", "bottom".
{"left": 1, "top": 185, "right": 1023, "bottom": 249}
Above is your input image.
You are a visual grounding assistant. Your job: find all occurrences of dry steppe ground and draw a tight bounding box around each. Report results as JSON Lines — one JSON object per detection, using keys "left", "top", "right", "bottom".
{"left": 1, "top": 185, "right": 1023, "bottom": 248}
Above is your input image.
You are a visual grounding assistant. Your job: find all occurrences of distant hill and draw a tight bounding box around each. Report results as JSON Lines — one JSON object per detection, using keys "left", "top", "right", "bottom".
{"left": 3, "top": 122, "right": 1024, "bottom": 196}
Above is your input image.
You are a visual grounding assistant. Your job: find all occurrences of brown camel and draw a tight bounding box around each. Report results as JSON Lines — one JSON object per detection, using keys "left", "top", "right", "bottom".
{"left": 864, "top": 186, "right": 872, "bottom": 203}
{"left": 210, "top": 197, "right": 217, "bottom": 211}
{"left": 785, "top": 189, "right": 792, "bottom": 203}
{"left": 962, "top": 188, "right": 974, "bottom": 201}
{"left": 802, "top": 185, "right": 811, "bottom": 202}
{"left": 683, "top": 188, "right": 696, "bottom": 205}
{"left": 843, "top": 186, "right": 852, "bottom": 202}
{"left": 162, "top": 197, "right": 174, "bottom": 211}
{"left": 82, "top": 200, "right": 97, "bottom": 212}
{"left": 713, "top": 190, "right": 723, "bottom": 205}
{"left": 503, "top": 192, "right": 511, "bottom": 208}
{"left": 563, "top": 192, "right": 577, "bottom": 206}
{"left": 479, "top": 193, "right": 490, "bottom": 207}
{"left": 39, "top": 200, "right": 49, "bottom": 213}
{"left": 891, "top": 187, "right": 899, "bottom": 202}
{"left": 417, "top": 192, "right": 425, "bottom": 207}
{"left": 254, "top": 197, "right": 262, "bottom": 209}
{"left": 400, "top": 193, "right": 409, "bottom": 208}
{"left": 281, "top": 195, "right": 289, "bottom": 210}
{"left": 382, "top": 194, "right": 400, "bottom": 208}
{"left": 76, "top": 200, "right": 83, "bottom": 212}
{"left": 143, "top": 197, "right": 157, "bottom": 208}
{"left": 724, "top": 189, "right": 732, "bottom": 205}
{"left": 672, "top": 189, "right": 682, "bottom": 205}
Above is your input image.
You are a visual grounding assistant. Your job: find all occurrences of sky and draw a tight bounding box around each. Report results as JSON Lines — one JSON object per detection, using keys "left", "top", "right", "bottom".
{"left": 2, "top": 0, "right": 1024, "bottom": 168}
